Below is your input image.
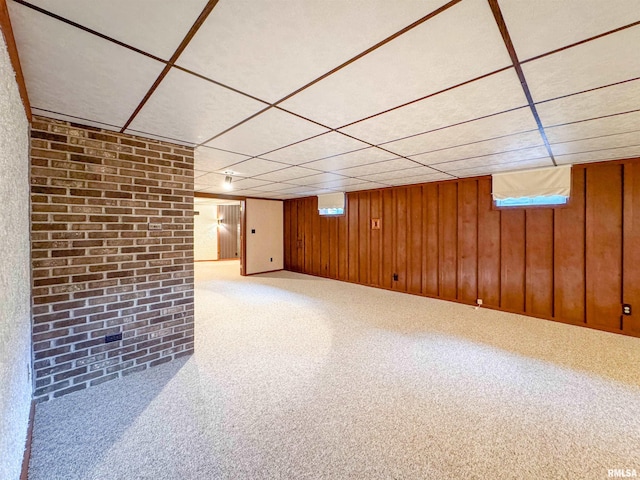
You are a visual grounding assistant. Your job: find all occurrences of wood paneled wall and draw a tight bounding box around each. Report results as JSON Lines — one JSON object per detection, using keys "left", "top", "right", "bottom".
{"left": 283, "top": 159, "right": 640, "bottom": 338}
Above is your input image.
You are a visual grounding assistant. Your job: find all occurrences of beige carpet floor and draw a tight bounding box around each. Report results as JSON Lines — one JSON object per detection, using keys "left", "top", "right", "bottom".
{"left": 28, "top": 261, "right": 640, "bottom": 479}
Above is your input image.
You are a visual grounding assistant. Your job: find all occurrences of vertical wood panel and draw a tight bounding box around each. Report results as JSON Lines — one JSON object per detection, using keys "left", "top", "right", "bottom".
{"left": 623, "top": 162, "right": 640, "bottom": 336}
{"left": 329, "top": 216, "right": 339, "bottom": 279}
{"left": 586, "top": 164, "right": 622, "bottom": 331}
{"left": 526, "top": 209, "right": 554, "bottom": 317}
{"left": 358, "top": 192, "right": 370, "bottom": 284}
{"left": 439, "top": 183, "right": 457, "bottom": 299}
{"left": 291, "top": 200, "right": 300, "bottom": 272}
{"left": 283, "top": 201, "right": 291, "bottom": 269}
{"left": 407, "top": 186, "right": 423, "bottom": 294}
{"left": 395, "top": 188, "right": 408, "bottom": 291}
{"left": 457, "top": 180, "right": 478, "bottom": 304}
{"left": 370, "top": 191, "right": 381, "bottom": 287}
{"left": 554, "top": 168, "right": 585, "bottom": 323}
{"left": 423, "top": 184, "right": 439, "bottom": 296}
{"left": 320, "top": 215, "right": 330, "bottom": 277}
{"left": 338, "top": 209, "right": 348, "bottom": 281}
{"left": 297, "top": 200, "right": 306, "bottom": 273}
{"left": 311, "top": 197, "right": 321, "bottom": 276}
{"left": 381, "top": 189, "right": 394, "bottom": 289}
{"left": 304, "top": 198, "right": 313, "bottom": 273}
{"left": 477, "top": 178, "right": 500, "bottom": 307}
{"left": 348, "top": 194, "right": 359, "bottom": 283}
{"left": 500, "top": 209, "right": 525, "bottom": 312}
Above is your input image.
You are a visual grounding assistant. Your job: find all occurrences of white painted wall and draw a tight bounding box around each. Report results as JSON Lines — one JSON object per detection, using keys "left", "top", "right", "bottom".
{"left": 0, "top": 32, "right": 32, "bottom": 480}
{"left": 194, "top": 204, "right": 218, "bottom": 261}
{"left": 245, "top": 199, "right": 283, "bottom": 275}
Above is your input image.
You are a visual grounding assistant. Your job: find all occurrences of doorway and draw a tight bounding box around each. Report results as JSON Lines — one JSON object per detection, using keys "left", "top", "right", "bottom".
{"left": 194, "top": 198, "right": 241, "bottom": 262}
{"left": 217, "top": 204, "right": 241, "bottom": 259}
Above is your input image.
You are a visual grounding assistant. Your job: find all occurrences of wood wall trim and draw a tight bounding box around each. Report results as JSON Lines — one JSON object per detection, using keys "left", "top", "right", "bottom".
{"left": 120, "top": 0, "right": 220, "bottom": 132}
{"left": 487, "top": 0, "right": 555, "bottom": 167}
{"left": 20, "top": 400, "right": 36, "bottom": 480}
{"left": 0, "top": 0, "right": 31, "bottom": 121}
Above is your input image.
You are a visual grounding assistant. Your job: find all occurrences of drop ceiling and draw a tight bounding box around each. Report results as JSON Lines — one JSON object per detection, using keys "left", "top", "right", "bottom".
{"left": 8, "top": 0, "right": 640, "bottom": 199}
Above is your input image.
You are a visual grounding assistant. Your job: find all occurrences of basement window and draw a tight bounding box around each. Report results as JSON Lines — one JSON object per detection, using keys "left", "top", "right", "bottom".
{"left": 492, "top": 165, "right": 571, "bottom": 208}
{"left": 318, "top": 192, "right": 345, "bottom": 216}
{"left": 495, "top": 195, "right": 568, "bottom": 207}
{"left": 318, "top": 207, "right": 344, "bottom": 215}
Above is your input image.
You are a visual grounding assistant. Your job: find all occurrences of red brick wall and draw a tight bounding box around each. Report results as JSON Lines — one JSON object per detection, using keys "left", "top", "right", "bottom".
{"left": 30, "top": 116, "right": 194, "bottom": 401}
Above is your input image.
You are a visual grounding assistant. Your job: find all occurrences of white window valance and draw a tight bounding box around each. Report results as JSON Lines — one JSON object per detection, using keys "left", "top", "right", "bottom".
{"left": 318, "top": 192, "right": 345, "bottom": 210}
{"left": 492, "top": 165, "right": 571, "bottom": 200}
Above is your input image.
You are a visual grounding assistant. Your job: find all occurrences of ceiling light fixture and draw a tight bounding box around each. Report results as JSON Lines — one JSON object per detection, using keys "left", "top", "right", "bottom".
{"left": 223, "top": 175, "right": 233, "bottom": 191}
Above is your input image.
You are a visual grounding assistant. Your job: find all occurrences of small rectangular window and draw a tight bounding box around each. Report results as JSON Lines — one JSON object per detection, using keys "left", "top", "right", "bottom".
{"left": 318, "top": 207, "right": 344, "bottom": 216}
{"left": 495, "top": 195, "right": 568, "bottom": 207}
{"left": 492, "top": 166, "right": 571, "bottom": 208}
{"left": 318, "top": 193, "right": 345, "bottom": 216}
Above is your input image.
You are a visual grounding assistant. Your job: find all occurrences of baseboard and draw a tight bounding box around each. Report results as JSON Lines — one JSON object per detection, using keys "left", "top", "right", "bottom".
{"left": 244, "top": 268, "right": 284, "bottom": 276}
{"left": 20, "top": 400, "right": 35, "bottom": 480}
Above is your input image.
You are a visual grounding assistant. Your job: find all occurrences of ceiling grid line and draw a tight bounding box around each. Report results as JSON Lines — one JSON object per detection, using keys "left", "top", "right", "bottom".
{"left": 197, "top": 0, "right": 464, "bottom": 146}
{"left": 11, "top": 0, "right": 640, "bottom": 198}
{"left": 119, "top": 0, "right": 220, "bottom": 132}
{"left": 487, "top": 0, "right": 557, "bottom": 167}
{"left": 12, "top": 0, "right": 166, "bottom": 63}
{"left": 521, "top": 19, "right": 640, "bottom": 65}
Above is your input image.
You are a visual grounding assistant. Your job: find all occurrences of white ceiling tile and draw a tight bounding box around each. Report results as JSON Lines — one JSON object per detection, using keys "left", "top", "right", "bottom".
{"left": 438, "top": 146, "right": 550, "bottom": 172}
{"left": 194, "top": 170, "right": 209, "bottom": 178}
{"left": 196, "top": 172, "right": 230, "bottom": 188}
{"left": 342, "top": 182, "right": 389, "bottom": 192}
{"left": 220, "top": 158, "right": 290, "bottom": 178}
{"left": 262, "top": 131, "right": 369, "bottom": 165}
{"left": 128, "top": 68, "right": 267, "bottom": 144}
{"left": 24, "top": 0, "right": 209, "bottom": 60}
{"left": 229, "top": 189, "right": 262, "bottom": 196}
{"left": 287, "top": 173, "right": 349, "bottom": 187}
{"left": 555, "top": 145, "right": 640, "bottom": 166}
{"left": 452, "top": 157, "right": 554, "bottom": 178}
{"left": 199, "top": 186, "right": 234, "bottom": 195}
{"left": 281, "top": 0, "right": 512, "bottom": 127}
{"left": 384, "top": 172, "right": 455, "bottom": 186}
{"left": 381, "top": 107, "right": 539, "bottom": 157}
{"left": 337, "top": 158, "right": 420, "bottom": 177}
{"left": 545, "top": 110, "right": 640, "bottom": 143}
{"left": 523, "top": 25, "right": 640, "bottom": 103}
{"left": 251, "top": 191, "right": 288, "bottom": 199}
{"left": 339, "top": 69, "right": 528, "bottom": 145}
{"left": 229, "top": 178, "right": 270, "bottom": 190}
{"left": 194, "top": 147, "right": 250, "bottom": 172}
{"left": 536, "top": 79, "right": 640, "bottom": 127}
{"left": 499, "top": 0, "right": 640, "bottom": 61}
{"left": 358, "top": 166, "right": 439, "bottom": 183}
{"left": 8, "top": 3, "right": 165, "bottom": 127}
{"left": 409, "top": 130, "right": 544, "bottom": 165}
{"left": 123, "top": 128, "right": 195, "bottom": 147}
{"left": 178, "top": 0, "right": 447, "bottom": 103}
{"left": 551, "top": 130, "right": 640, "bottom": 156}
{"left": 301, "top": 147, "right": 398, "bottom": 171}
{"left": 248, "top": 182, "right": 296, "bottom": 192}
{"left": 253, "top": 166, "right": 320, "bottom": 183}
{"left": 315, "top": 178, "right": 373, "bottom": 189}
{"left": 271, "top": 194, "right": 299, "bottom": 200}
{"left": 276, "top": 186, "right": 335, "bottom": 196}
{"left": 30, "top": 108, "right": 121, "bottom": 133}
{"left": 204, "top": 108, "right": 328, "bottom": 157}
